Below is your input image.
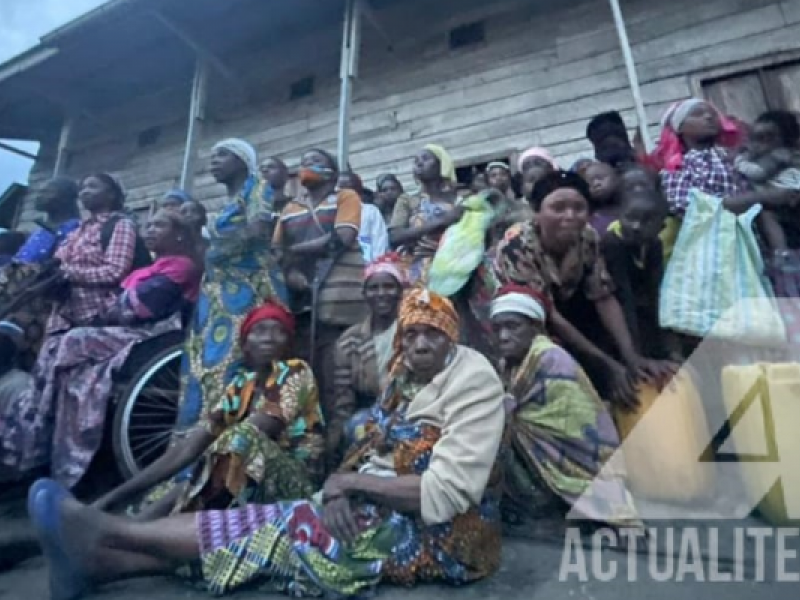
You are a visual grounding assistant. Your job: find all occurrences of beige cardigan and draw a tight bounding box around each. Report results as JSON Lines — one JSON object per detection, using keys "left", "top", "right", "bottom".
{"left": 362, "top": 345, "right": 505, "bottom": 526}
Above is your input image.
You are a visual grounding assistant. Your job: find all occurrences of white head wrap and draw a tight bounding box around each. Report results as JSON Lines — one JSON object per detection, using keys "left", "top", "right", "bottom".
{"left": 662, "top": 98, "right": 705, "bottom": 132}
{"left": 213, "top": 138, "right": 258, "bottom": 175}
{"left": 491, "top": 292, "right": 547, "bottom": 322}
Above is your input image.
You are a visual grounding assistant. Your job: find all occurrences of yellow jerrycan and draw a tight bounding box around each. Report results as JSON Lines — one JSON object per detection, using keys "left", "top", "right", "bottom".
{"left": 614, "top": 370, "right": 715, "bottom": 501}
{"left": 721, "top": 363, "right": 800, "bottom": 525}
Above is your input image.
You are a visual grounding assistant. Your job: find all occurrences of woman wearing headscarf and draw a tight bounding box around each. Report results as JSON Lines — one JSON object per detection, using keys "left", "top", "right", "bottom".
{"left": 31, "top": 290, "right": 505, "bottom": 599}
{"left": 494, "top": 171, "right": 676, "bottom": 408}
{"left": 328, "top": 253, "right": 405, "bottom": 463}
{"left": 176, "top": 138, "right": 289, "bottom": 437}
{"left": 388, "top": 144, "right": 462, "bottom": 284}
{"left": 490, "top": 285, "right": 641, "bottom": 530}
{"left": 375, "top": 173, "right": 405, "bottom": 222}
{"left": 0, "top": 209, "right": 200, "bottom": 487}
{"left": 654, "top": 99, "right": 747, "bottom": 217}
{"left": 93, "top": 301, "right": 324, "bottom": 518}
{"left": 273, "top": 149, "right": 365, "bottom": 421}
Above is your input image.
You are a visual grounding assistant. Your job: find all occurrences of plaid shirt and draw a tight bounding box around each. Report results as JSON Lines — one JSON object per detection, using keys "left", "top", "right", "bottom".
{"left": 49, "top": 212, "right": 137, "bottom": 332}
{"left": 661, "top": 147, "right": 750, "bottom": 217}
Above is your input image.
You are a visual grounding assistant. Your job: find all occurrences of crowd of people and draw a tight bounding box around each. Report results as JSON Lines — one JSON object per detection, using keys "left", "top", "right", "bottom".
{"left": 1, "top": 98, "right": 799, "bottom": 600}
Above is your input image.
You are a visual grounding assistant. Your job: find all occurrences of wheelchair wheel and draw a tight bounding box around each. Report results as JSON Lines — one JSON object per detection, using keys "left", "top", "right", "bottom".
{"left": 112, "top": 345, "right": 183, "bottom": 480}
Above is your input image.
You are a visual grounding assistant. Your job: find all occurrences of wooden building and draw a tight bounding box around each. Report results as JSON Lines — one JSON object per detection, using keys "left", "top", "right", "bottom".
{"left": 1, "top": 0, "right": 799, "bottom": 228}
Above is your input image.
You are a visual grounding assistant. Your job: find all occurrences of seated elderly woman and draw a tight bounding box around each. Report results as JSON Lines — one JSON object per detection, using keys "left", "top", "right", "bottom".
{"left": 328, "top": 252, "right": 405, "bottom": 465}
{"left": 30, "top": 289, "right": 505, "bottom": 600}
{"left": 0, "top": 209, "right": 200, "bottom": 488}
{"left": 490, "top": 285, "right": 641, "bottom": 530}
{"left": 494, "top": 170, "right": 676, "bottom": 408}
{"left": 93, "top": 301, "right": 325, "bottom": 518}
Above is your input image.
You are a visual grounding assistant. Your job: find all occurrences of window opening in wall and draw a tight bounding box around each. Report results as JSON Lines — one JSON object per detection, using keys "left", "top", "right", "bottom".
{"left": 290, "top": 76, "right": 315, "bottom": 100}
{"left": 455, "top": 156, "right": 515, "bottom": 196}
{"left": 137, "top": 126, "right": 161, "bottom": 148}
{"left": 700, "top": 60, "right": 800, "bottom": 124}
{"left": 449, "top": 21, "right": 485, "bottom": 50}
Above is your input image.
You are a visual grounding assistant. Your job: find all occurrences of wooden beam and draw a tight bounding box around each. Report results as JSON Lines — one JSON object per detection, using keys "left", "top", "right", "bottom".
{"left": 0, "top": 141, "right": 37, "bottom": 161}
{"left": 180, "top": 59, "right": 209, "bottom": 193}
{"left": 149, "top": 9, "right": 244, "bottom": 94}
{"left": 54, "top": 116, "right": 75, "bottom": 176}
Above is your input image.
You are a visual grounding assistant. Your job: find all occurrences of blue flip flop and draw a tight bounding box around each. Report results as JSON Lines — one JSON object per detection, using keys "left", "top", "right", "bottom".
{"left": 27, "top": 478, "right": 90, "bottom": 600}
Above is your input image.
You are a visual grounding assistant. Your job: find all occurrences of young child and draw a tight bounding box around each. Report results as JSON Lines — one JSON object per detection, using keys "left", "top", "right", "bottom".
{"left": 583, "top": 161, "right": 622, "bottom": 234}
{"left": 734, "top": 110, "right": 800, "bottom": 256}
{"left": 602, "top": 188, "right": 681, "bottom": 361}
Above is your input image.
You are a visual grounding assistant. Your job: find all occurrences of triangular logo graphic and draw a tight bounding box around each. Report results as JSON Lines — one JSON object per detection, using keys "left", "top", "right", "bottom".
{"left": 706, "top": 376, "right": 779, "bottom": 462}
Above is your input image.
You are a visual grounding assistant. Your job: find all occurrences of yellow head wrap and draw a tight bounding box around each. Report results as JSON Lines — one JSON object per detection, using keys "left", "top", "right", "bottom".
{"left": 423, "top": 144, "right": 457, "bottom": 184}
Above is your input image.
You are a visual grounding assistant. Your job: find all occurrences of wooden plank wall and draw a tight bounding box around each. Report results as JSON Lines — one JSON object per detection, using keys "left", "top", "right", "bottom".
{"left": 17, "top": 0, "right": 800, "bottom": 227}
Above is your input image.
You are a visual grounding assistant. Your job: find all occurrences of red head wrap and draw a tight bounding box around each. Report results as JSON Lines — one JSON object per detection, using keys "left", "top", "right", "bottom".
{"left": 240, "top": 302, "right": 295, "bottom": 344}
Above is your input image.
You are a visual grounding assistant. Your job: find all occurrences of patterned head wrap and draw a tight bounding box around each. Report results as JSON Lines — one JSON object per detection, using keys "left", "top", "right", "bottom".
{"left": 213, "top": 138, "right": 258, "bottom": 175}
{"left": 423, "top": 144, "right": 457, "bottom": 183}
{"left": 518, "top": 147, "right": 556, "bottom": 172}
{"left": 397, "top": 288, "right": 459, "bottom": 344}
{"left": 491, "top": 284, "right": 550, "bottom": 322}
{"left": 364, "top": 252, "right": 407, "bottom": 286}
{"left": 240, "top": 302, "right": 295, "bottom": 342}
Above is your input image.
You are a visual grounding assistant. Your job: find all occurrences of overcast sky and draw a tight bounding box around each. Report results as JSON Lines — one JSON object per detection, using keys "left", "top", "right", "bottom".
{"left": 0, "top": 0, "right": 109, "bottom": 194}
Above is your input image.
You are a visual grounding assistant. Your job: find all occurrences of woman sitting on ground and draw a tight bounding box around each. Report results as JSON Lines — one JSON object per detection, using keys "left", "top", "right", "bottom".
{"left": 0, "top": 209, "right": 200, "bottom": 488}
{"left": 328, "top": 252, "right": 405, "bottom": 465}
{"left": 494, "top": 170, "right": 675, "bottom": 408}
{"left": 490, "top": 285, "right": 641, "bottom": 530}
{"left": 31, "top": 289, "right": 506, "bottom": 600}
{"left": 93, "top": 301, "right": 324, "bottom": 518}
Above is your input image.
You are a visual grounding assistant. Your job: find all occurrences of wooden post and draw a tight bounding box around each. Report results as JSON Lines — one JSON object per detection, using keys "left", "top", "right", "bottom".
{"left": 53, "top": 116, "right": 74, "bottom": 176}
{"left": 180, "top": 59, "right": 208, "bottom": 193}
{"left": 337, "top": 0, "right": 362, "bottom": 166}
{"left": 608, "top": 0, "right": 652, "bottom": 151}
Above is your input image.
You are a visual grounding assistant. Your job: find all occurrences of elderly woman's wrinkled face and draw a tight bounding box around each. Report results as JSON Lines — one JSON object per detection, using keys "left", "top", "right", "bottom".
{"left": 491, "top": 312, "right": 538, "bottom": 362}
{"left": 402, "top": 324, "right": 452, "bottom": 380}
{"left": 244, "top": 319, "right": 289, "bottom": 368}
{"left": 537, "top": 188, "right": 589, "bottom": 251}
{"left": 364, "top": 273, "right": 402, "bottom": 320}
